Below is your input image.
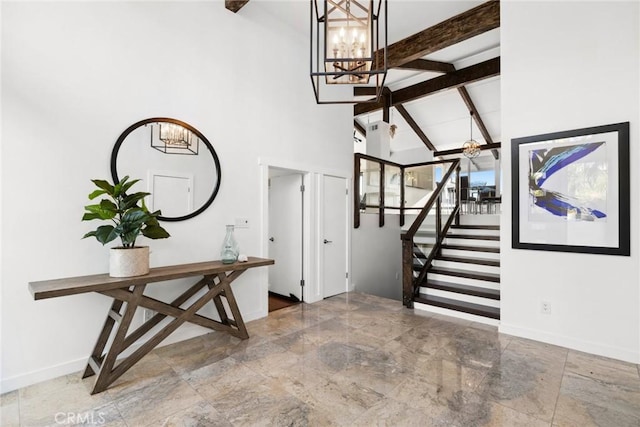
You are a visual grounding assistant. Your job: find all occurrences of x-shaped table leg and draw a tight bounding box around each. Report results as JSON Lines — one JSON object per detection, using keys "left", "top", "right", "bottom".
{"left": 83, "top": 269, "right": 247, "bottom": 394}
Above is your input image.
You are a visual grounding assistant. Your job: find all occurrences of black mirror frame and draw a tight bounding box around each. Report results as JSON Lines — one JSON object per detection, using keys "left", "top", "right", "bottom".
{"left": 110, "top": 117, "right": 222, "bottom": 222}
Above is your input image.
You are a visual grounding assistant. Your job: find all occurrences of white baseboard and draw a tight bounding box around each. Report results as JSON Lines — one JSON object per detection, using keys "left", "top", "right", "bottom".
{"left": 499, "top": 322, "right": 640, "bottom": 364}
{"left": 0, "top": 320, "right": 244, "bottom": 394}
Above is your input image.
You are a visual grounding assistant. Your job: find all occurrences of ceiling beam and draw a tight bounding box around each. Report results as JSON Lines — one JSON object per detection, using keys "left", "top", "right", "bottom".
{"left": 375, "top": 0, "right": 500, "bottom": 70}
{"left": 394, "top": 59, "right": 455, "bottom": 74}
{"left": 457, "top": 86, "right": 498, "bottom": 159}
{"left": 355, "top": 57, "right": 500, "bottom": 116}
{"left": 354, "top": 119, "right": 366, "bottom": 136}
{"left": 395, "top": 104, "right": 436, "bottom": 151}
{"left": 434, "top": 142, "right": 501, "bottom": 157}
{"left": 458, "top": 87, "right": 492, "bottom": 144}
{"left": 225, "top": 0, "right": 249, "bottom": 13}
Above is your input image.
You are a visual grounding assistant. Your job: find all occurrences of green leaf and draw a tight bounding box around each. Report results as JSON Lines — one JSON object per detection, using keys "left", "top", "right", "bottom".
{"left": 84, "top": 204, "right": 117, "bottom": 220}
{"left": 88, "top": 189, "right": 107, "bottom": 200}
{"left": 142, "top": 224, "right": 170, "bottom": 239}
{"left": 82, "top": 231, "right": 96, "bottom": 239}
{"left": 94, "top": 225, "right": 118, "bottom": 245}
{"left": 81, "top": 212, "right": 102, "bottom": 221}
{"left": 120, "top": 179, "right": 141, "bottom": 195}
{"left": 121, "top": 208, "right": 149, "bottom": 224}
{"left": 122, "top": 192, "right": 150, "bottom": 210}
{"left": 99, "top": 199, "right": 118, "bottom": 212}
{"left": 91, "top": 179, "right": 114, "bottom": 194}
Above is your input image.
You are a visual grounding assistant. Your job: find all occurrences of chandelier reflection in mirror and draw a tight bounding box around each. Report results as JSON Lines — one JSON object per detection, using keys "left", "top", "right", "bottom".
{"left": 151, "top": 123, "right": 199, "bottom": 155}
{"left": 462, "top": 111, "right": 481, "bottom": 159}
{"left": 310, "top": 0, "right": 387, "bottom": 104}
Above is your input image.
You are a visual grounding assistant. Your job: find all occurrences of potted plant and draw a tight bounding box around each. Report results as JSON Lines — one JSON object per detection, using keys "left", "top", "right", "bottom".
{"left": 82, "top": 176, "right": 170, "bottom": 277}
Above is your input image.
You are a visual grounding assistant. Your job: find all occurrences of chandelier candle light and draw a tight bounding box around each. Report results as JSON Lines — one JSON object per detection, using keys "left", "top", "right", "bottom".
{"left": 310, "top": 0, "right": 387, "bottom": 104}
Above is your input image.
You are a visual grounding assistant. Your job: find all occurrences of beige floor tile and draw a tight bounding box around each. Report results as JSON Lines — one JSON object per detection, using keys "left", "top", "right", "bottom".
{"left": 19, "top": 374, "right": 111, "bottom": 426}
{"left": 151, "top": 400, "right": 232, "bottom": 427}
{"left": 352, "top": 398, "right": 439, "bottom": 426}
{"left": 0, "top": 391, "right": 20, "bottom": 427}
{"left": 555, "top": 370, "right": 640, "bottom": 424}
{"left": 9, "top": 292, "right": 640, "bottom": 427}
{"left": 479, "top": 343, "right": 566, "bottom": 422}
{"left": 553, "top": 392, "right": 640, "bottom": 427}
{"left": 112, "top": 373, "right": 202, "bottom": 426}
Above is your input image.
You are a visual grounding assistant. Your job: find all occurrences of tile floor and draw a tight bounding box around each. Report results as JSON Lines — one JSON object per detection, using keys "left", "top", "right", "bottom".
{"left": 1, "top": 292, "right": 639, "bottom": 426}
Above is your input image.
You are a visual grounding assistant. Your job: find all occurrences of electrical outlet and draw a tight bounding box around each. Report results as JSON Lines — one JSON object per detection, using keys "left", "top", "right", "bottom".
{"left": 235, "top": 217, "right": 250, "bottom": 228}
{"left": 540, "top": 301, "right": 551, "bottom": 315}
{"left": 143, "top": 309, "right": 155, "bottom": 322}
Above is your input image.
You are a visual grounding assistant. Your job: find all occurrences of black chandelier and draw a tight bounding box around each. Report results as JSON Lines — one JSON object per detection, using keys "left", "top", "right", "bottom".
{"left": 310, "top": 0, "right": 388, "bottom": 104}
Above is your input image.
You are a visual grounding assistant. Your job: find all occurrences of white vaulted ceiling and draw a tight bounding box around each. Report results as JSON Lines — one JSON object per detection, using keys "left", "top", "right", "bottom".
{"left": 249, "top": 0, "right": 501, "bottom": 157}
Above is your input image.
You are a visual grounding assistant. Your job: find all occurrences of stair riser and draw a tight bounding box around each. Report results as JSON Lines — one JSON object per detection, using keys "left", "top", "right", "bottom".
{"left": 432, "top": 260, "right": 500, "bottom": 274}
{"left": 419, "top": 288, "right": 501, "bottom": 308}
{"left": 448, "top": 229, "right": 500, "bottom": 236}
{"left": 440, "top": 249, "right": 501, "bottom": 259}
{"left": 444, "top": 237, "right": 500, "bottom": 247}
{"left": 458, "top": 215, "right": 500, "bottom": 227}
{"left": 414, "top": 303, "right": 500, "bottom": 326}
{"left": 427, "top": 273, "right": 500, "bottom": 290}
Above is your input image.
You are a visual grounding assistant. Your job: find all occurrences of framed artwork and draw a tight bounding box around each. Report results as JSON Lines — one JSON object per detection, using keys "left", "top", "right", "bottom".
{"left": 511, "top": 122, "right": 630, "bottom": 255}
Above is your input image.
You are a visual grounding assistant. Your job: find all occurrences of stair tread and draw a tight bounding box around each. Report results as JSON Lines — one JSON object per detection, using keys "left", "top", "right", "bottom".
{"left": 447, "top": 233, "right": 500, "bottom": 241}
{"left": 451, "top": 224, "right": 500, "bottom": 230}
{"left": 422, "top": 279, "right": 500, "bottom": 300}
{"left": 429, "top": 266, "right": 500, "bottom": 282}
{"left": 435, "top": 254, "right": 500, "bottom": 267}
{"left": 441, "top": 244, "right": 500, "bottom": 253}
{"left": 415, "top": 294, "right": 500, "bottom": 319}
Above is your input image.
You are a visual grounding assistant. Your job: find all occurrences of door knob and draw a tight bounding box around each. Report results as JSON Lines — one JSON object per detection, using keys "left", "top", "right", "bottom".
{"left": 269, "top": 237, "right": 275, "bottom": 242}
{"left": 324, "top": 239, "right": 332, "bottom": 244}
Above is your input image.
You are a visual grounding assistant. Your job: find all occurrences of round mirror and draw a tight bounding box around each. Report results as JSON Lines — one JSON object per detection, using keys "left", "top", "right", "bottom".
{"left": 110, "top": 117, "right": 221, "bottom": 222}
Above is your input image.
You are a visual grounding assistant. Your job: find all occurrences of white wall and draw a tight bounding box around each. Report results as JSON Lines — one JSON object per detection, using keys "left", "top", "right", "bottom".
{"left": 500, "top": 1, "right": 640, "bottom": 363}
{"left": 0, "top": 1, "right": 352, "bottom": 391}
{"left": 390, "top": 146, "right": 434, "bottom": 165}
{"left": 352, "top": 214, "right": 402, "bottom": 301}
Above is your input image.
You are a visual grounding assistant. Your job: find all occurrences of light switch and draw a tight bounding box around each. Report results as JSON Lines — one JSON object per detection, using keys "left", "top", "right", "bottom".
{"left": 235, "top": 217, "right": 250, "bottom": 228}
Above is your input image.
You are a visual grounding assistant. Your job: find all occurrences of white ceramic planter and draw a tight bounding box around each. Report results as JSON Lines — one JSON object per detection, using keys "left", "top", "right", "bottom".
{"left": 109, "top": 246, "right": 150, "bottom": 277}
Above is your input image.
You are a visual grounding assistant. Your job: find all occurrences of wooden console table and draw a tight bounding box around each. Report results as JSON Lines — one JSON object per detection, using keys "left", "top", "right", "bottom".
{"left": 29, "top": 257, "right": 274, "bottom": 394}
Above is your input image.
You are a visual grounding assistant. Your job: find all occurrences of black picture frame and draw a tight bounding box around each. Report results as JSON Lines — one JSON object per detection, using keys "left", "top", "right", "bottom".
{"left": 511, "top": 122, "right": 630, "bottom": 256}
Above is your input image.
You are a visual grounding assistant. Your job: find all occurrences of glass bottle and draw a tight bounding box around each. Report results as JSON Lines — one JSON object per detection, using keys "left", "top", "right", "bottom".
{"left": 220, "top": 225, "right": 239, "bottom": 264}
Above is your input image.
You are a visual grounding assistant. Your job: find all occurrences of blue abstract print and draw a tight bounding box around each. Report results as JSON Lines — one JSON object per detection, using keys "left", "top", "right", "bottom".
{"left": 529, "top": 142, "right": 607, "bottom": 220}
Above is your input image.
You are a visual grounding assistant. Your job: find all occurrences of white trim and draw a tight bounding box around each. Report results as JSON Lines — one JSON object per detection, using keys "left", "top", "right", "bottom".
{"left": 0, "top": 323, "right": 209, "bottom": 393}
{"left": 499, "top": 322, "right": 640, "bottom": 364}
{"left": 258, "top": 158, "right": 352, "bottom": 305}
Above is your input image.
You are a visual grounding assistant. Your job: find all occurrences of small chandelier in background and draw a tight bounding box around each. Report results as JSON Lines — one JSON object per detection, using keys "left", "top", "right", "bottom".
{"left": 389, "top": 124, "right": 397, "bottom": 138}
{"left": 150, "top": 123, "right": 199, "bottom": 155}
{"left": 310, "top": 0, "right": 388, "bottom": 104}
{"left": 462, "top": 111, "right": 481, "bottom": 159}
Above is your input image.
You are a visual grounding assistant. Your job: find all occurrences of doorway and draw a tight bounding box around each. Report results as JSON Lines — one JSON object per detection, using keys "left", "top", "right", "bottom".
{"left": 268, "top": 168, "right": 304, "bottom": 310}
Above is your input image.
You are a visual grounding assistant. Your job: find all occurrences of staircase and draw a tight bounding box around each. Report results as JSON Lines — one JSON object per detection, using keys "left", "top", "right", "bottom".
{"left": 411, "top": 221, "right": 500, "bottom": 323}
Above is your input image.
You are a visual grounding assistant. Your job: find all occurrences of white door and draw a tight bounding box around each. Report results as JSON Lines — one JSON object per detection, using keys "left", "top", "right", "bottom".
{"left": 323, "top": 175, "right": 348, "bottom": 298}
{"left": 268, "top": 174, "right": 303, "bottom": 300}
{"left": 150, "top": 173, "right": 193, "bottom": 217}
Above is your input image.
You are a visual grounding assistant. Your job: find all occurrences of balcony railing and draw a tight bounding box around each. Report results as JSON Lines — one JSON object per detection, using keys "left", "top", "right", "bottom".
{"left": 353, "top": 153, "right": 461, "bottom": 307}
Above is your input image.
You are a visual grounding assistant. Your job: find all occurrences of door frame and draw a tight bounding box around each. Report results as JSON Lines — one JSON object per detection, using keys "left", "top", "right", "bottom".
{"left": 259, "top": 157, "right": 352, "bottom": 313}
